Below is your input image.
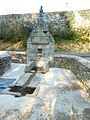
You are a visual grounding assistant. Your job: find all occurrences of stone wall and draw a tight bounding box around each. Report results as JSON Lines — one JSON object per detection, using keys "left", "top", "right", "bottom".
{"left": 0, "top": 52, "right": 11, "bottom": 76}
{"left": 0, "top": 10, "right": 90, "bottom": 29}
{"left": 7, "top": 51, "right": 27, "bottom": 63}
{"left": 54, "top": 55, "right": 90, "bottom": 95}
{"left": 1, "top": 51, "right": 90, "bottom": 94}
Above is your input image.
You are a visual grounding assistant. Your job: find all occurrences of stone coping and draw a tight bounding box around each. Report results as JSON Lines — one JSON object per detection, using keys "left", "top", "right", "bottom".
{"left": 0, "top": 51, "right": 90, "bottom": 69}
{"left": 1, "top": 51, "right": 90, "bottom": 56}
{"left": 55, "top": 54, "right": 90, "bottom": 69}
{"left": 0, "top": 51, "right": 11, "bottom": 58}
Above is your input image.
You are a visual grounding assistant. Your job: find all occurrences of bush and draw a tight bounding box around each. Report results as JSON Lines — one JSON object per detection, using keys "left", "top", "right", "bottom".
{"left": 0, "top": 19, "right": 32, "bottom": 43}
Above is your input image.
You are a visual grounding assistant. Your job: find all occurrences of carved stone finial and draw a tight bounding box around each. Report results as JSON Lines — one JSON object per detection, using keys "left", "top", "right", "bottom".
{"left": 40, "top": 6, "right": 43, "bottom": 13}
{"left": 39, "top": 6, "right": 43, "bottom": 17}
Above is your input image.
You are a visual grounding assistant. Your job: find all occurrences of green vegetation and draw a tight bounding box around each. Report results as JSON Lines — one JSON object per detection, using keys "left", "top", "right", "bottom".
{"left": 49, "top": 12, "right": 89, "bottom": 41}
{"left": 0, "top": 18, "right": 33, "bottom": 48}
{"left": 55, "top": 38, "right": 90, "bottom": 52}
{"left": 79, "top": 9, "right": 90, "bottom": 19}
{"left": 0, "top": 9, "right": 90, "bottom": 52}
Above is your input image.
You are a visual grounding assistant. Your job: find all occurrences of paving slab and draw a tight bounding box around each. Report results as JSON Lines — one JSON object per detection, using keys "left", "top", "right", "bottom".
{"left": 13, "top": 73, "right": 32, "bottom": 87}
{"left": 27, "top": 74, "right": 42, "bottom": 88}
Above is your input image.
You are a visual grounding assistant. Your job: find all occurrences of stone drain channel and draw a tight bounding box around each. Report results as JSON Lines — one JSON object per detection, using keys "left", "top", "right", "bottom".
{"left": 10, "top": 72, "right": 37, "bottom": 97}
{"left": 0, "top": 71, "right": 41, "bottom": 97}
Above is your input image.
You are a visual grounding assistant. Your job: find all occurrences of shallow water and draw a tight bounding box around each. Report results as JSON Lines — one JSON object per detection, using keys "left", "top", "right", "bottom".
{"left": 0, "top": 78, "right": 15, "bottom": 92}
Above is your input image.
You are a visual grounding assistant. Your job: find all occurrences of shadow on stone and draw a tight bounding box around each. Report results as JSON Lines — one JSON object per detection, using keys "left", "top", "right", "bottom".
{"left": 10, "top": 86, "right": 36, "bottom": 97}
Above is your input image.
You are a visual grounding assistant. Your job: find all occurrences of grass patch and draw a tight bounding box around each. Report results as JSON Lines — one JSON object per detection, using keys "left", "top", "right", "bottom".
{"left": 55, "top": 38, "right": 90, "bottom": 52}
{"left": 0, "top": 37, "right": 90, "bottom": 52}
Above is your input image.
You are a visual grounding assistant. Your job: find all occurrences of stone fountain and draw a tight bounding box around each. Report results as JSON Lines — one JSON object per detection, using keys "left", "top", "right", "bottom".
{"left": 26, "top": 6, "right": 54, "bottom": 73}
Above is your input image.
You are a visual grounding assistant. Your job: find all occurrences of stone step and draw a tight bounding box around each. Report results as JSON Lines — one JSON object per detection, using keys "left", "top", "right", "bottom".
{"left": 10, "top": 73, "right": 32, "bottom": 88}
{"left": 24, "top": 61, "right": 35, "bottom": 73}
{"left": 1, "top": 88, "right": 21, "bottom": 97}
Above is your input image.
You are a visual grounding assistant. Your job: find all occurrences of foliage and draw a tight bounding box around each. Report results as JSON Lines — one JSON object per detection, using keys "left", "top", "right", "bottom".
{"left": 74, "top": 27, "right": 90, "bottom": 41}
{"left": 0, "top": 9, "right": 90, "bottom": 47}
{"left": 49, "top": 11, "right": 77, "bottom": 43}
{"left": 79, "top": 9, "right": 90, "bottom": 19}
{"left": 49, "top": 10, "right": 90, "bottom": 43}
{"left": 0, "top": 19, "right": 32, "bottom": 43}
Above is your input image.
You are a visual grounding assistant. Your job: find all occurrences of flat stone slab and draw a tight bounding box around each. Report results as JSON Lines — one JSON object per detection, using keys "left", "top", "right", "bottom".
{"left": 1, "top": 88, "right": 21, "bottom": 97}
{"left": 27, "top": 74, "right": 41, "bottom": 88}
{"left": 11, "top": 73, "right": 32, "bottom": 87}
{"left": 24, "top": 61, "right": 35, "bottom": 73}
{"left": 1, "top": 63, "right": 26, "bottom": 79}
{"left": 2, "top": 91, "right": 21, "bottom": 97}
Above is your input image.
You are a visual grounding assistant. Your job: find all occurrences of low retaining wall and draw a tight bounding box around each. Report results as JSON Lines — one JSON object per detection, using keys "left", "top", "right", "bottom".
{"left": 0, "top": 52, "right": 11, "bottom": 76}
{"left": 54, "top": 55, "right": 90, "bottom": 95}
{"left": 0, "top": 51, "right": 27, "bottom": 63}
{"left": 11, "top": 52, "right": 27, "bottom": 63}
